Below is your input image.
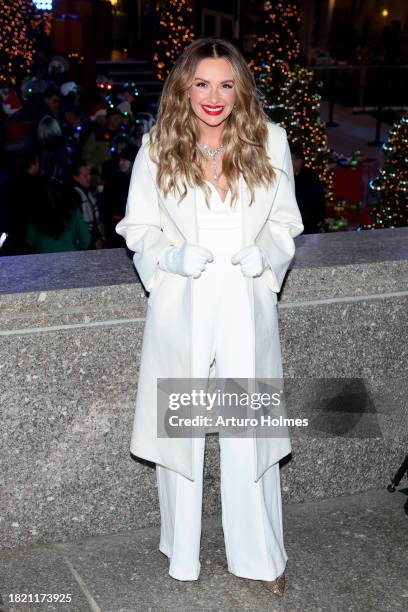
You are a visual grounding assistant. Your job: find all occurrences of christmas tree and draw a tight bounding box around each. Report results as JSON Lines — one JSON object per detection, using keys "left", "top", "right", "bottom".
{"left": 248, "top": 1, "right": 333, "bottom": 203}
{"left": 152, "top": 0, "right": 195, "bottom": 82}
{"left": 367, "top": 114, "right": 408, "bottom": 228}
{"left": 0, "top": 0, "right": 36, "bottom": 84}
{"left": 250, "top": 0, "right": 301, "bottom": 65}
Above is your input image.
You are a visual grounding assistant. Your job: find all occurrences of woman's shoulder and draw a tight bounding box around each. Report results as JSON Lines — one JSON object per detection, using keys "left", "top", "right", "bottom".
{"left": 265, "top": 120, "right": 287, "bottom": 142}
{"left": 141, "top": 128, "right": 155, "bottom": 148}
{"left": 265, "top": 121, "right": 288, "bottom": 163}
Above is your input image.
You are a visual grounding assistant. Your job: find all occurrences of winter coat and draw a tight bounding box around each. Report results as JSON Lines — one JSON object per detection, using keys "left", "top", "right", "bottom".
{"left": 116, "top": 121, "right": 304, "bottom": 481}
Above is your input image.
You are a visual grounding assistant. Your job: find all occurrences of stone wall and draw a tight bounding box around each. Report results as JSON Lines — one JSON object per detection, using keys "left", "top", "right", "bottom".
{"left": 1, "top": 228, "right": 407, "bottom": 550}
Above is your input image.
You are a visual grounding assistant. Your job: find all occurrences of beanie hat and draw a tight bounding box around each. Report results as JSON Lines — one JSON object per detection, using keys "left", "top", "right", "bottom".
{"left": 60, "top": 81, "right": 77, "bottom": 97}
{"left": 48, "top": 56, "right": 70, "bottom": 76}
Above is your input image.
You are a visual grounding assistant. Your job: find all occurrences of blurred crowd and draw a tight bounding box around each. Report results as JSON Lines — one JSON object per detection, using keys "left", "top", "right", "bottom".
{"left": 0, "top": 53, "right": 329, "bottom": 258}
{"left": 0, "top": 56, "right": 154, "bottom": 256}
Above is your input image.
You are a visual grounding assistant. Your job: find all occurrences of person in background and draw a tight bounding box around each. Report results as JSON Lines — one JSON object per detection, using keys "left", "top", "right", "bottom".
{"left": 0, "top": 91, "right": 35, "bottom": 156}
{"left": 59, "top": 81, "right": 84, "bottom": 160}
{"left": 100, "top": 144, "right": 138, "bottom": 248}
{"left": 37, "top": 115, "right": 70, "bottom": 180}
{"left": 43, "top": 85, "right": 62, "bottom": 122}
{"left": 5, "top": 150, "right": 43, "bottom": 255}
{"left": 21, "top": 65, "right": 48, "bottom": 101}
{"left": 33, "top": 85, "right": 62, "bottom": 125}
{"left": 26, "top": 177, "right": 91, "bottom": 254}
{"left": 70, "top": 161, "right": 105, "bottom": 249}
{"left": 290, "top": 144, "right": 326, "bottom": 234}
{"left": 60, "top": 104, "right": 84, "bottom": 162}
{"left": 60, "top": 81, "right": 81, "bottom": 114}
{"left": 82, "top": 106, "right": 124, "bottom": 174}
{"left": 101, "top": 133, "right": 129, "bottom": 181}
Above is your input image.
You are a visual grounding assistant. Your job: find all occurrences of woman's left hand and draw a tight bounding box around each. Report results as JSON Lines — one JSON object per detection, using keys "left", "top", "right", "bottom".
{"left": 231, "top": 244, "right": 268, "bottom": 277}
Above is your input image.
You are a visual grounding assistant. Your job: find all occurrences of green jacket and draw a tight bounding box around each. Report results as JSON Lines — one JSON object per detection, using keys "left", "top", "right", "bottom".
{"left": 26, "top": 207, "right": 92, "bottom": 253}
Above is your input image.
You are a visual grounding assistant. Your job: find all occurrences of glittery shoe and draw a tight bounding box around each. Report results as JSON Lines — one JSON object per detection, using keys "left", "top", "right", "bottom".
{"left": 261, "top": 571, "right": 285, "bottom": 597}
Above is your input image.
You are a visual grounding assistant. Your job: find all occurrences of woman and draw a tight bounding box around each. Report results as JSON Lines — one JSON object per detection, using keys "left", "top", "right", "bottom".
{"left": 26, "top": 175, "right": 91, "bottom": 253}
{"left": 115, "top": 38, "right": 303, "bottom": 594}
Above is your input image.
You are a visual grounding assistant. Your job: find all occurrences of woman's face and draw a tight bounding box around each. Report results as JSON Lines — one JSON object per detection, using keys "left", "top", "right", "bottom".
{"left": 189, "top": 57, "right": 236, "bottom": 129}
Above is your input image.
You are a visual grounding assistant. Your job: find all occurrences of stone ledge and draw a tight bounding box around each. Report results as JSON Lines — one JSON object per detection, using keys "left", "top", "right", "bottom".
{"left": 0, "top": 228, "right": 406, "bottom": 551}
{"left": 0, "top": 488, "right": 406, "bottom": 611}
{"left": 1, "top": 227, "right": 407, "bottom": 296}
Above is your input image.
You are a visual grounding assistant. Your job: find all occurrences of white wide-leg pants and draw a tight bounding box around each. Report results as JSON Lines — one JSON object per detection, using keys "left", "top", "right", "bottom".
{"left": 156, "top": 207, "right": 288, "bottom": 581}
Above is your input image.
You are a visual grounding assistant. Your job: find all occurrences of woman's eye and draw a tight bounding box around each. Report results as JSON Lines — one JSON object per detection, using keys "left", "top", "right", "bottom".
{"left": 195, "top": 82, "right": 233, "bottom": 88}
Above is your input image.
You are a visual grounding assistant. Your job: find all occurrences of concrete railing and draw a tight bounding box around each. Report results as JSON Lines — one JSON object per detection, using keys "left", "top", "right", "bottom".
{"left": 1, "top": 227, "right": 407, "bottom": 550}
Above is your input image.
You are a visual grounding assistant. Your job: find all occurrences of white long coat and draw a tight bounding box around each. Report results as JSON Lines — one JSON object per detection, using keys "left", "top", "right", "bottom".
{"left": 116, "top": 121, "right": 304, "bottom": 482}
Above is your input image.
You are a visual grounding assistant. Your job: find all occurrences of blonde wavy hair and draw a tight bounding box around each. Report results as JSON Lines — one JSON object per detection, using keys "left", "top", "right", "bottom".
{"left": 148, "top": 37, "right": 277, "bottom": 208}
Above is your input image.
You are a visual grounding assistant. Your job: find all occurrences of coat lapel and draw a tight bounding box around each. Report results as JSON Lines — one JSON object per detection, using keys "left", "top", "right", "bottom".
{"left": 142, "top": 135, "right": 281, "bottom": 245}
{"left": 241, "top": 176, "right": 281, "bottom": 244}
{"left": 142, "top": 138, "right": 196, "bottom": 241}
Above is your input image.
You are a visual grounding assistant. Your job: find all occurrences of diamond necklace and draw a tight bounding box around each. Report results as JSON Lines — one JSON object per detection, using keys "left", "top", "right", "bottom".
{"left": 198, "top": 143, "right": 224, "bottom": 181}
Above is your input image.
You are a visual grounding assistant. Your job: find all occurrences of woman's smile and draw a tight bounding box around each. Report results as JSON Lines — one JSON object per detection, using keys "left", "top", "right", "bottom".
{"left": 189, "top": 57, "right": 236, "bottom": 131}
{"left": 201, "top": 105, "right": 225, "bottom": 116}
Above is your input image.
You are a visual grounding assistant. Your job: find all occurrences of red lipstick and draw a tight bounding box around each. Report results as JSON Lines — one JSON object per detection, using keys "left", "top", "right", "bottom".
{"left": 201, "top": 105, "right": 225, "bottom": 116}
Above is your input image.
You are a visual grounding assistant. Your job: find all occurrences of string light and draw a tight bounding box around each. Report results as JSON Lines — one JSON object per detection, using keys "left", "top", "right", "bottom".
{"left": 248, "top": 2, "right": 334, "bottom": 205}
{"left": 364, "top": 114, "right": 408, "bottom": 229}
{"left": 33, "top": 0, "right": 52, "bottom": 9}
{"left": 153, "top": 0, "right": 194, "bottom": 82}
{"left": 0, "top": 0, "right": 36, "bottom": 83}
{"left": 68, "top": 53, "right": 84, "bottom": 64}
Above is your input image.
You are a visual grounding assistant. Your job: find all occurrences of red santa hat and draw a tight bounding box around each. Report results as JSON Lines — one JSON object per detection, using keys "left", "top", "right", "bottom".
{"left": 90, "top": 103, "right": 108, "bottom": 121}
{"left": 2, "top": 92, "right": 23, "bottom": 116}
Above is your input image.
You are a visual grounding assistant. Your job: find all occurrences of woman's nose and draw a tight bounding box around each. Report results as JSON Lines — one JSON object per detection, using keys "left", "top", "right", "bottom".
{"left": 207, "top": 88, "right": 221, "bottom": 103}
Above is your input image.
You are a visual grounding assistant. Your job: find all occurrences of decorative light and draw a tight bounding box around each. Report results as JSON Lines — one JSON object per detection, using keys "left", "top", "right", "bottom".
{"left": 249, "top": 5, "right": 334, "bottom": 206}
{"left": 153, "top": 0, "right": 195, "bottom": 82}
{"left": 33, "top": 0, "right": 52, "bottom": 9}
{"left": 365, "top": 113, "right": 408, "bottom": 229}
{"left": 381, "top": 8, "right": 389, "bottom": 17}
{"left": 0, "top": 0, "right": 36, "bottom": 82}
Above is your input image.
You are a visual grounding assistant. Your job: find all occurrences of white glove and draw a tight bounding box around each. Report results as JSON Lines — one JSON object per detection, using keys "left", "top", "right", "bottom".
{"left": 158, "top": 242, "right": 214, "bottom": 278}
{"left": 231, "top": 244, "right": 269, "bottom": 277}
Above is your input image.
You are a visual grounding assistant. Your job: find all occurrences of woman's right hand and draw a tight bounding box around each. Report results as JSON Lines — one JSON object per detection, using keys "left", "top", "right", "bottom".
{"left": 158, "top": 242, "right": 214, "bottom": 278}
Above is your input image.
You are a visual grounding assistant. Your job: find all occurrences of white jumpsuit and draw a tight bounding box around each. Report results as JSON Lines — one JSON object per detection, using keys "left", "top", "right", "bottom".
{"left": 156, "top": 180, "right": 288, "bottom": 581}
